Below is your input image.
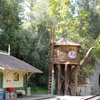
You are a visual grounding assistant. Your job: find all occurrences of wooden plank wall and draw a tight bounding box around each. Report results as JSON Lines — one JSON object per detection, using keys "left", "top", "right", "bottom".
{"left": 54, "top": 46, "right": 80, "bottom": 64}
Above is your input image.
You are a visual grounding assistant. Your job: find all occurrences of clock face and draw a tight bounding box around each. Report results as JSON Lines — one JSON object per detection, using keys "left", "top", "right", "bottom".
{"left": 68, "top": 51, "right": 76, "bottom": 58}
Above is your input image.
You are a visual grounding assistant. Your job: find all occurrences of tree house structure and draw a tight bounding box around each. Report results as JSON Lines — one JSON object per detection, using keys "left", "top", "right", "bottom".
{"left": 48, "top": 29, "right": 81, "bottom": 96}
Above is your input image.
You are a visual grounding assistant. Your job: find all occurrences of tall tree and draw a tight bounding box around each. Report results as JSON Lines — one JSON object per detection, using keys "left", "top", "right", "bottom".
{"left": 24, "top": 0, "right": 57, "bottom": 86}
{"left": 49, "top": 0, "right": 98, "bottom": 81}
{"left": 49, "top": 0, "right": 90, "bottom": 40}
{"left": 72, "top": 0, "right": 100, "bottom": 80}
{"left": 0, "top": 0, "right": 24, "bottom": 51}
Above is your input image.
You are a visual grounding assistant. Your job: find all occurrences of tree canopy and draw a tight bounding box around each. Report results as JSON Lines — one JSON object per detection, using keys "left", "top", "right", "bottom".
{"left": 0, "top": 0, "right": 100, "bottom": 86}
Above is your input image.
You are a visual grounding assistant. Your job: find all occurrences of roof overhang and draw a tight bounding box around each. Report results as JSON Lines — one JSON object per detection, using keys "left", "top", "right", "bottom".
{"left": 0, "top": 66, "right": 43, "bottom": 73}
{"left": 0, "top": 66, "right": 5, "bottom": 70}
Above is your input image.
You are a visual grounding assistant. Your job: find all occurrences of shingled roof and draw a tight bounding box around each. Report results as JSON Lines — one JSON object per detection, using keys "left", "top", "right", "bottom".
{"left": 54, "top": 38, "right": 81, "bottom": 46}
{"left": 0, "top": 53, "right": 42, "bottom": 73}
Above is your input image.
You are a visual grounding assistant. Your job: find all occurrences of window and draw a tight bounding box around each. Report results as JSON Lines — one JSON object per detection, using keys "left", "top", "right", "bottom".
{"left": 14, "top": 72, "right": 19, "bottom": 81}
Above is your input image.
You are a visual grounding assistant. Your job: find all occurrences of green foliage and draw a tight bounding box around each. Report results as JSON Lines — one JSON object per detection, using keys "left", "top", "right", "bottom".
{"left": 73, "top": 0, "right": 100, "bottom": 79}
{"left": 49, "top": 0, "right": 100, "bottom": 80}
{"left": 0, "top": 0, "right": 100, "bottom": 86}
{"left": 0, "top": 0, "right": 24, "bottom": 52}
{"left": 31, "top": 85, "right": 48, "bottom": 94}
{"left": 49, "top": 0, "right": 90, "bottom": 40}
{"left": 24, "top": 0, "right": 56, "bottom": 86}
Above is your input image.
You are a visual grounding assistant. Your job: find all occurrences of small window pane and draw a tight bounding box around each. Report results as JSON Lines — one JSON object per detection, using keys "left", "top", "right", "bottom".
{"left": 14, "top": 72, "right": 19, "bottom": 81}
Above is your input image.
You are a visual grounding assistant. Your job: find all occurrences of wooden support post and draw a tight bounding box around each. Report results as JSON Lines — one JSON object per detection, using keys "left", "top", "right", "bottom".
{"left": 69, "top": 65, "right": 76, "bottom": 75}
{"left": 65, "top": 64, "right": 68, "bottom": 95}
{"left": 58, "top": 64, "right": 61, "bottom": 95}
{"left": 74, "top": 65, "right": 77, "bottom": 96}
{"left": 60, "top": 65, "right": 65, "bottom": 95}
{"left": 54, "top": 65, "right": 56, "bottom": 94}
{"left": 68, "top": 65, "right": 71, "bottom": 95}
{"left": 27, "top": 72, "right": 34, "bottom": 81}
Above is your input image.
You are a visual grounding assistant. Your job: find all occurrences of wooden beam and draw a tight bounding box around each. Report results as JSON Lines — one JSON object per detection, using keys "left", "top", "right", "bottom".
{"left": 74, "top": 65, "right": 77, "bottom": 96}
{"left": 61, "top": 65, "right": 65, "bottom": 95}
{"left": 68, "top": 65, "right": 71, "bottom": 95}
{"left": 55, "top": 66, "right": 65, "bottom": 80}
{"left": 68, "top": 84, "right": 75, "bottom": 93}
{"left": 58, "top": 64, "right": 61, "bottom": 95}
{"left": 69, "top": 65, "right": 76, "bottom": 75}
{"left": 65, "top": 64, "right": 68, "bottom": 95}
{"left": 27, "top": 72, "right": 34, "bottom": 81}
{"left": 23, "top": 72, "right": 27, "bottom": 76}
{"left": 5, "top": 70, "right": 12, "bottom": 77}
{"left": 80, "top": 47, "right": 95, "bottom": 65}
{"left": 54, "top": 65, "right": 56, "bottom": 94}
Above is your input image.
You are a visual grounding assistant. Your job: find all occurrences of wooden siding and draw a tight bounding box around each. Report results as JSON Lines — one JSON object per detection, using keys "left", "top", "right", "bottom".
{"left": 54, "top": 45, "right": 80, "bottom": 64}
{"left": 3, "top": 70, "right": 24, "bottom": 88}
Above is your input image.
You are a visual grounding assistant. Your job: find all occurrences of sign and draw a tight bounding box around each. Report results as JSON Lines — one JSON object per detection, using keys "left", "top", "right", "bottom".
{"left": 68, "top": 51, "right": 76, "bottom": 58}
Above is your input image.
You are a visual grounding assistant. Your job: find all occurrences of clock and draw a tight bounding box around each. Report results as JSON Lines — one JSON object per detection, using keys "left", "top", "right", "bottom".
{"left": 68, "top": 51, "right": 76, "bottom": 58}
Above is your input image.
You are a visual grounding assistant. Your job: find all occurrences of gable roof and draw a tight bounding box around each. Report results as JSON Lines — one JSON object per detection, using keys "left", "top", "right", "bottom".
{"left": 0, "top": 53, "right": 42, "bottom": 73}
{"left": 54, "top": 38, "right": 81, "bottom": 47}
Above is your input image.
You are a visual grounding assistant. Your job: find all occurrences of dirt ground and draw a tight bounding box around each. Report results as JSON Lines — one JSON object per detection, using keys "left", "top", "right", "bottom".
{"left": 8, "top": 94, "right": 96, "bottom": 100}
{"left": 12, "top": 94, "right": 53, "bottom": 100}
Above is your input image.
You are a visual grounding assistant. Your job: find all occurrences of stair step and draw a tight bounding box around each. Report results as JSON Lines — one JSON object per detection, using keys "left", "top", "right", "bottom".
{"left": 49, "top": 62, "right": 52, "bottom": 64}
{"left": 48, "top": 92, "right": 51, "bottom": 94}
{"left": 49, "top": 78, "right": 52, "bottom": 80}
{"left": 49, "top": 81, "right": 52, "bottom": 83}
{"left": 49, "top": 80, "right": 52, "bottom": 82}
{"left": 48, "top": 85, "right": 51, "bottom": 87}
{"left": 48, "top": 88, "right": 51, "bottom": 90}
{"left": 49, "top": 79, "right": 52, "bottom": 81}
{"left": 48, "top": 43, "right": 54, "bottom": 94}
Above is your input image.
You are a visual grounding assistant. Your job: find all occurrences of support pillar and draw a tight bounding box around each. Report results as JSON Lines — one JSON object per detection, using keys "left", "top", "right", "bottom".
{"left": 61, "top": 64, "right": 65, "bottom": 95}
{"left": 58, "top": 64, "right": 61, "bottom": 95}
{"left": 68, "top": 65, "right": 71, "bottom": 95}
{"left": 65, "top": 64, "right": 68, "bottom": 95}
{"left": 54, "top": 65, "right": 56, "bottom": 94}
{"left": 74, "top": 65, "right": 77, "bottom": 96}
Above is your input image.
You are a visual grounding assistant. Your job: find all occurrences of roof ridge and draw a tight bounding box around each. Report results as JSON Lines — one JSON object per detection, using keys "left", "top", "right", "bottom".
{"left": 55, "top": 38, "right": 81, "bottom": 46}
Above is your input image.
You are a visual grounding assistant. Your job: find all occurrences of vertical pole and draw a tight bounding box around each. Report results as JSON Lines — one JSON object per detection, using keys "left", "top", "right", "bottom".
{"left": 54, "top": 65, "right": 56, "bottom": 94}
{"left": 65, "top": 64, "right": 68, "bottom": 95}
{"left": 8, "top": 44, "right": 10, "bottom": 55}
{"left": 61, "top": 64, "right": 65, "bottom": 95}
{"left": 58, "top": 64, "right": 61, "bottom": 95}
{"left": 51, "top": 68, "right": 54, "bottom": 96}
{"left": 48, "top": 29, "right": 52, "bottom": 94}
{"left": 51, "top": 28, "right": 55, "bottom": 96}
{"left": 50, "top": 29, "right": 52, "bottom": 45}
{"left": 69, "top": 65, "right": 71, "bottom": 95}
{"left": 74, "top": 65, "right": 77, "bottom": 96}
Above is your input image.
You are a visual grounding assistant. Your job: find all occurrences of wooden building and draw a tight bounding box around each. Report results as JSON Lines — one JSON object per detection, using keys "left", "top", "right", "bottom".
{"left": 48, "top": 38, "right": 81, "bottom": 96}
{"left": 54, "top": 39, "right": 81, "bottom": 64}
{"left": 0, "top": 51, "right": 42, "bottom": 95}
